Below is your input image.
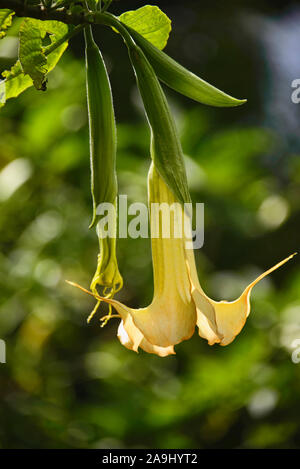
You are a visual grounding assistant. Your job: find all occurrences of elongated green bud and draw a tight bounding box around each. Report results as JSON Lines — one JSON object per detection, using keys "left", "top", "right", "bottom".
{"left": 85, "top": 25, "right": 117, "bottom": 228}
{"left": 124, "top": 26, "right": 246, "bottom": 108}
{"left": 95, "top": 12, "right": 245, "bottom": 107}
{"left": 128, "top": 43, "right": 191, "bottom": 206}
{"left": 84, "top": 26, "right": 123, "bottom": 320}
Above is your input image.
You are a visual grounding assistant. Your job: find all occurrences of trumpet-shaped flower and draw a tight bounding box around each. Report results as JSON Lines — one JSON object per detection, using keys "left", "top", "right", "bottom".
{"left": 102, "top": 163, "right": 197, "bottom": 356}
{"left": 69, "top": 164, "right": 197, "bottom": 356}
{"left": 67, "top": 164, "right": 295, "bottom": 357}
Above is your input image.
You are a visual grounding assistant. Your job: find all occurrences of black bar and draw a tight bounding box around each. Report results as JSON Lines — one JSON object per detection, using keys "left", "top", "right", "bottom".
{"left": 0, "top": 448, "right": 294, "bottom": 466}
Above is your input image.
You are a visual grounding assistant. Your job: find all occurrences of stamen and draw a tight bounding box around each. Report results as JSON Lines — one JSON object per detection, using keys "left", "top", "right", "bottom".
{"left": 100, "top": 314, "right": 121, "bottom": 321}
{"left": 66, "top": 280, "right": 119, "bottom": 327}
{"left": 100, "top": 306, "right": 121, "bottom": 327}
{"left": 87, "top": 299, "right": 101, "bottom": 324}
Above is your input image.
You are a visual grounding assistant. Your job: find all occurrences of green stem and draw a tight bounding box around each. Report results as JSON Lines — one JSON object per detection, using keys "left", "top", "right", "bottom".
{"left": 101, "top": 0, "right": 112, "bottom": 13}
{"left": 44, "top": 23, "right": 85, "bottom": 55}
{"left": 95, "top": 12, "right": 136, "bottom": 49}
{"left": 83, "top": 23, "right": 94, "bottom": 45}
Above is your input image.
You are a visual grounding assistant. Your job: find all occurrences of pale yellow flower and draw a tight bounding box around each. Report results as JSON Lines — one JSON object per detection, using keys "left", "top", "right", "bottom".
{"left": 102, "top": 163, "right": 197, "bottom": 356}
{"left": 68, "top": 165, "right": 295, "bottom": 357}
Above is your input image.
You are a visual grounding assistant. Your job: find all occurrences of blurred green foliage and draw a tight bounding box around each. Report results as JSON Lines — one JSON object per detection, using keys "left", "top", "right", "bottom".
{"left": 0, "top": 0, "right": 299, "bottom": 449}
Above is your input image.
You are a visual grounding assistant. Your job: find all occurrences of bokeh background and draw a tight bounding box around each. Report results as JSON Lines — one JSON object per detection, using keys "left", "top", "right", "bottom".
{"left": 0, "top": 0, "right": 300, "bottom": 449}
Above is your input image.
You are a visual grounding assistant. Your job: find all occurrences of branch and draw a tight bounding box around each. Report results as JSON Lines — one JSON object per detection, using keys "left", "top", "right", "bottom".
{"left": 0, "top": 1, "right": 134, "bottom": 44}
{"left": 0, "top": 0, "right": 91, "bottom": 24}
{"left": 0, "top": 1, "right": 127, "bottom": 34}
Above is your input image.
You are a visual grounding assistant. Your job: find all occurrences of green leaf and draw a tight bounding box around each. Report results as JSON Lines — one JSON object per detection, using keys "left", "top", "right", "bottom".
{"left": 1, "top": 20, "right": 68, "bottom": 108}
{"left": 0, "top": 61, "right": 33, "bottom": 105}
{"left": 41, "top": 20, "right": 69, "bottom": 41}
{"left": 19, "top": 18, "right": 69, "bottom": 90}
{"left": 41, "top": 20, "right": 69, "bottom": 75}
{"left": 119, "top": 5, "right": 171, "bottom": 50}
{"left": 19, "top": 19, "right": 48, "bottom": 90}
{"left": 0, "top": 9, "right": 14, "bottom": 39}
{"left": 127, "top": 27, "right": 247, "bottom": 107}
